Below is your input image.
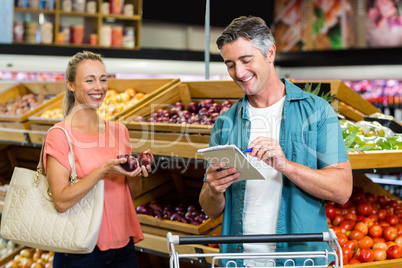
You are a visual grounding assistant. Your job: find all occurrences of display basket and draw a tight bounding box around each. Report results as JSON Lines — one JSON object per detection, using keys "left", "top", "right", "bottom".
{"left": 167, "top": 230, "right": 342, "bottom": 268}
{"left": 28, "top": 78, "right": 180, "bottom": 125}
{"left": 0, "top": 82, "right": 65, "bottom": 123}
{"left": 134, "top": 173, "right": 222, "bottom": 235}
{"left": 122, "top": 80, "right": 243, "bottom": 134}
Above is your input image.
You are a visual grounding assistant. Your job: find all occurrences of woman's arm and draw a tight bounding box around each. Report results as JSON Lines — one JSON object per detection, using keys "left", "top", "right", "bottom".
{"left": 46, "top": 155, "right": 142, "bottom": 212}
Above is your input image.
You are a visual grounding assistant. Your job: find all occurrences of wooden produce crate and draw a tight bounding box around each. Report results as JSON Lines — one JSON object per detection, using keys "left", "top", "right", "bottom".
{"left": 0, "top": 245, "right": 26, "bottom": 268}
{"left": 0, "top": 82, "right": 65, "bottom": 123}
{"left": 27, "top": 78, "right": 180, "bottom": 126}
{"left": 348, "top": 150, "right": 402, "bottom": 171}
{"left": 134, "top": 168, "right": 222, "bottom": 236}
{"left": 123, "top": 80, "right": 243, "bottom": 134}
{"left": 291, "top": 80, "right": 380, "bottom": 122}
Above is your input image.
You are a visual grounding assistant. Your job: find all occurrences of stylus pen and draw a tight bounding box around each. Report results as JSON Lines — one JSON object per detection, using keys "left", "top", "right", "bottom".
{"left": 243, "top": 148, "right": 252, "bottom": 153}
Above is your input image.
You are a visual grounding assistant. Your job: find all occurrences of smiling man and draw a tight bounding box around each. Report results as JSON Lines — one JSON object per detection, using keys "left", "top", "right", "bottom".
{"left": 199, "top": 16, "right": 353, "bottom": 267}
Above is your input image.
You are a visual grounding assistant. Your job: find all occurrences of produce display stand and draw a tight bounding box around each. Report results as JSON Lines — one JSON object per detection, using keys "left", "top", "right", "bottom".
{"left": 0, "top": 82, "right": 65, "bottom": 143}
{"left": 28, "top": 78, "right": 180, "bottom": 125}
{"left": 133, "top": 167, "right": 222, "bottom": 236}
{"left": 123, "top": 80, "right": 242, "bottom": 157}
{"left": 27, "top": 78, "right": 180, "bottom": 144}
{"left": 0, "top": 245, "right": 26, "bottom": 268}
{"left": 0, "top": 79, "right": 401, "bottom": 267}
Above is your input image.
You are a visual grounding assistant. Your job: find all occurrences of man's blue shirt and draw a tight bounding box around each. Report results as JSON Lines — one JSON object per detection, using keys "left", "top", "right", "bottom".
{"left": 208, "top": 78, "right": 348, "bottom": 266}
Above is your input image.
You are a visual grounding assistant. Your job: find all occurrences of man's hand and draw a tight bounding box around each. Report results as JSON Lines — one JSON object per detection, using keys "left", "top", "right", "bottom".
{"left": 206, "top": 162, "right": 240, "bottom": 194}
{"left": 247, "top": 137, "right": 288, "bottom": 173}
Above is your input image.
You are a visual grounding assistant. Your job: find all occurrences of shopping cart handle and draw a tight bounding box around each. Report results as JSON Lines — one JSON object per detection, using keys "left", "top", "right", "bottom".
{"left": 172, "top": 232, "right": 328, "bottom": 245}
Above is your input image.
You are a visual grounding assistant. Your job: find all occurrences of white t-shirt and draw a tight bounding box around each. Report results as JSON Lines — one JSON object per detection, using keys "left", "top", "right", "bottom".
{"left": 243, "top": 97, "right": 285, "bottom": 267}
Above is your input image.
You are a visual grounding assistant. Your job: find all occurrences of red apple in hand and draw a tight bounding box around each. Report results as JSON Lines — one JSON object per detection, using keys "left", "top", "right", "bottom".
{"left": 117, "top": 154, "right": 138, "bottom": 171}
{"left": 138, "top": 151, "right": 153, "bottom": 166}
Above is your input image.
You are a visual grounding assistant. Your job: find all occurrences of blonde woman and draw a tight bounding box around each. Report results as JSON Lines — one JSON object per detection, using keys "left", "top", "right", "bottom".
{"left": 44, "top": 51, "right": 152, "bottom": 267}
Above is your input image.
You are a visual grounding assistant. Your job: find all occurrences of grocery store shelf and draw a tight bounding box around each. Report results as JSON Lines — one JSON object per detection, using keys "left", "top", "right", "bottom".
{"left": 348, "top": 150, "right": 402, "bottom": 171}
{"left": 275, "top": 47, "right": 402, "bottom": 67}
{"left": 0, "top": 44, "right": 222, "bottom": 62}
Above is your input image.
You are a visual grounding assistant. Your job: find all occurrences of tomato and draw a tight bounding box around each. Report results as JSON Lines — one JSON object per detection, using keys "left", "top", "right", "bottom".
{"left": 327, "top": 200, "right": 336, "bottom": 207}
{"left": 343, "top": 240, "right": 359, "bottom": 254}
{"left": 331, "top": 226, "right": 343, "bottom": 236}
{"left": 339, "top": 220, "right": 354, "bottom": 232}
{"left": 357, "top": 202, "right": 373, "bottom": 216}
{"left": 387, "top": 200, "right": 399, "bottom": 208}
{"left": 372, "top": 248, "right": 387, "bottom": 261}
{"left": 368, "top": 224, "right": 383, "bottom": 238}
{"left": 368, "top": 213, "right": 378, "bottom": 223}
{"left": 349, "top": 230, "right": 365, "bottom": 241}
{"left": 336, "top": 249, "right": 349, "bottom": 265}
{"left": 332, "top": 215, "right": 344, "bottom": 227}
{"left": 385, "top": 215, "right": 399, "bottom": 226}
{"left": 344, "top": 212, "right": 357, "bottom": 222}
{"left": 325, "top": 205, "right": 337, "bottom": 220}
{"left": 365, "top": 192, "right": 377, "bottom": 203}
{"left": 383, "top": 226, "right": 398, "bottom": 241}
{"left": 386, "top": 241, "right": 396, "bottom": 248}
{"left": 354, "top": 222, "right": 369, "bottom": 235}
{"left": 395, "top": 224, "right": 402, "bottom": 236}
{"left": 395, "top": 236, "right": 402, "bottom": 247}
{"left": 341, "top": 208, "right": 350, "bottom": 215}
{"left": 372, "top": 237, "right": 386, "bottom": 244}
{"left": 384, "top": 206, "right": 394, "bottom": 215}
{"left": 337, "top": 233, "right": 349, "bottom": 247}
{"left": 387, "top": 245, "right": 402, "bottom": 259}
{"left": 377, "top": 195, "right": 388, "bottom": 207}
{"left": 337, "top": 199, "right": 352, "bottom": 209}
{"left": 357, "top": 248, "right": 374, "bottom": 262}
{"left": 373, "top": 242, "right": 388, "bottom": 251}
{"left": 348, "top": 259, "right": 361, "bottom": 264}
{"left": 341, "top": 247, "right": 354, "bottom": 260}
{"left": 360, "top": 217, "right": 374, "bottom": 228}
{"left": 379, "top": 220, "right": 390, "bottom": 228}
{"left": 358, "top": 236, "right": 374, "bottom": 249}
{"left": 377, "top": 209, "right": 387, "bottom": 220}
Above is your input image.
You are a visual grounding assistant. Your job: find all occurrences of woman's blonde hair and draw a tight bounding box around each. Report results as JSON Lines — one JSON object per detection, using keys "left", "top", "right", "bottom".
{"left": 62, "top": 51, "right": 105, "bottom": 117}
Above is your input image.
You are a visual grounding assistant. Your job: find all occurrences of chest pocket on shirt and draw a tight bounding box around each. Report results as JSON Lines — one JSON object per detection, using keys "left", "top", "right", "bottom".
{"left": 290, "top": 131, "right": 317, "bottom": 169}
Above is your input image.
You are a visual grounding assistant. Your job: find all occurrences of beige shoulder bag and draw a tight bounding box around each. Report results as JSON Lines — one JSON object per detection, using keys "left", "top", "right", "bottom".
{"left": 0, "top": 126, "right": 104, "bottom": 254}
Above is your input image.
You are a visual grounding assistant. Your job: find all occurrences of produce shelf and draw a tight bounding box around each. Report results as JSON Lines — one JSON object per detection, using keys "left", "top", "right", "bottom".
{"left": 348, "top": 150, "right": 402, "bottom": 171}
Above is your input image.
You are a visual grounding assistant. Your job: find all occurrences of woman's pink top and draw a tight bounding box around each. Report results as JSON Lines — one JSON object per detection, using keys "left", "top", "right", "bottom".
{"left": 43, "top": 121, "right": 144, "bottom": 250}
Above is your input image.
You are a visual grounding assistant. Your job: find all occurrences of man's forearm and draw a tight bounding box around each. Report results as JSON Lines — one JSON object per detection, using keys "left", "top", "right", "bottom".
{"left": 199, "top": 182, "right": 226, "bottom": 219}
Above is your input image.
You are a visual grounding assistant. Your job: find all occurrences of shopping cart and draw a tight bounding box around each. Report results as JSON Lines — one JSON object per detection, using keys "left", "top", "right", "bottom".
{"left": 167, "top": 229, "right": 342, "bottom": 268}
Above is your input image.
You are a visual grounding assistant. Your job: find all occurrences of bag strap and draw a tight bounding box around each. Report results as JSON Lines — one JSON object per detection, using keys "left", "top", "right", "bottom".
{"left": 38, "top": 126, "right": 78, "bottom": 184}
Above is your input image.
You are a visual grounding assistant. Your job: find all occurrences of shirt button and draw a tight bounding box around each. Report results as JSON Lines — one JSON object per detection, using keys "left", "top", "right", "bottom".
{"left": 238, "top": 222, "right": 242, "bottom": 226}
{"left": 240, "top": 196, "right": 243, "bottom": 201}
{"left": 237, "top": 246, "right": 242, "bottom": 251}
{"left": 245, "top": 123, "right": 249, "bottom": 127}
{"left": 242, "top": 147, "right": 246, "bottom": 151}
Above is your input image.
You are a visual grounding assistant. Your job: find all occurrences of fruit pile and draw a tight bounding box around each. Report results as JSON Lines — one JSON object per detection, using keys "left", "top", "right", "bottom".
{"left": 326, "top": 187, "right": 402, "bottom": 264}
{"left": 98, "top": 88, "right": 148, "bottom": 118}
{"left": 5, "top": 248, "right": 54, "bottom": 268}
{"left": 40, "top": 108, "right": 63, "bottom": 119}
{"left": 136, "top": 199, "right": 209, "bottom": 226}
{"left": 0, "top": 94, "right": 48, "bottom": 116}
{"left": 132, "top": 99, "right": 233, "bottom": 125}
{"left": 341, "top": 120, "right": 402, "bottom": 151}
